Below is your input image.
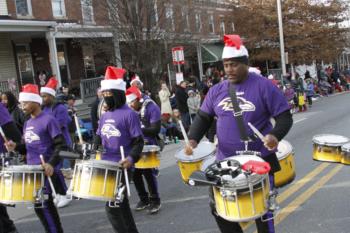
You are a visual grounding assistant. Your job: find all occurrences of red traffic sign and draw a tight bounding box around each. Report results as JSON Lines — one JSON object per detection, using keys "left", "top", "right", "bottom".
{"left": 172, "top": 46, "right": 185, "bottom": 65}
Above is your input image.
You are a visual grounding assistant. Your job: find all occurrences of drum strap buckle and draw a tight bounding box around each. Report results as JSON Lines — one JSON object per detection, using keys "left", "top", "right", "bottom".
{"left": 261, "top": 189, "right": 280, "bottom": 222}
{"left": 108, "top": 185, "right": 126, "bottom": 208}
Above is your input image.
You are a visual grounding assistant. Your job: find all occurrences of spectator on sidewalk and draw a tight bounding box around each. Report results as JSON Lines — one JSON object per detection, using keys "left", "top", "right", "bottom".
{"left": 1, "top": 91, "right": 26, "bottom": 133}
{"left": 175, "top": 81, "right": 190, "bottom": 131}
{"left": 187, "top": 90, "right": 200, "bottom": 122}
{"left": 158, "top": 83, "right": 172, "bottom": 115}
{"left": 306, "top": 79, "right": 315, "bottom": 108}
{"left": 90, "top": 88, "right": 103, "bottom": 135}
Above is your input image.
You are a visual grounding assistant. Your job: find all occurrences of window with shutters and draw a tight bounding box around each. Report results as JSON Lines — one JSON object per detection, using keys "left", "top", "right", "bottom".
{"left": 209, "top": 14, "right": 215, "bottom": 34}
{"left": 195, "top": 13, "right": 202, "bottom": 32}
{"left": 81, "top": 0, "right": 95, "bottom": 24}
{"left": 15, "top": 0, "right": 32, "bottom": 17}
{"left": 52, "top": 0, "right": 66, "bottom": 17}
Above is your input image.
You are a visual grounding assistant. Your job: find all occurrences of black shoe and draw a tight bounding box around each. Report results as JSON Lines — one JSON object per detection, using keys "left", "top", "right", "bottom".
{"left": 148, "top": 202, "right": 161, "bottom": 214}
{"left": 135, "top": 201, "right": 149, "bottom": 211}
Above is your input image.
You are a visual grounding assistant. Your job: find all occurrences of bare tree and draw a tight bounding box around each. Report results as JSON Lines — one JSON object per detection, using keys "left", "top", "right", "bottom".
{"left": 81, "top": 0, "right": 201, "bottom": 92}
{"left": 229, "top": 0, "right": 350, "bottom": 64}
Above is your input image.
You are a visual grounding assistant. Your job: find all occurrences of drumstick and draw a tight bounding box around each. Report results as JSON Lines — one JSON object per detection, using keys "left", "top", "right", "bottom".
{"left": 39, "top": 155, "right": 58, "bottom": 200}
{"left": 248, "top": 122, "right": 265, "bottom": 141}
{"left": 178, "top": 120, "right": 189, "bottom": 145}
{"left": 0, "top": 127, "right": 8, "bottom": 143}
{"left": 73, "top": 114, "right": 84, "bottom": 145}
{"left": 120, "top": 146, "right": 131, "bottom": 197}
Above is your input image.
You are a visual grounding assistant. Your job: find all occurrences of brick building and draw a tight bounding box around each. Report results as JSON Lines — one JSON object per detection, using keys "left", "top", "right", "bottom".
{"left": 0, "top": 0, "right": 234, "bottom": 98}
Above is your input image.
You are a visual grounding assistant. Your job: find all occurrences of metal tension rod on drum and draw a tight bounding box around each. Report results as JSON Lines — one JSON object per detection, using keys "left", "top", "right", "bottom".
{"left": 39, "top": 155, "right": 58, "bottom": 205}
{"left": 120, "top": 146, "right": 131, "bottom": 197}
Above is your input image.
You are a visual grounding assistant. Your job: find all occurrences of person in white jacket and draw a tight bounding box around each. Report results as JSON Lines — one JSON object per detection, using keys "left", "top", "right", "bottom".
{"left": 158, "top": 83, "right": 173, "bottom": 115}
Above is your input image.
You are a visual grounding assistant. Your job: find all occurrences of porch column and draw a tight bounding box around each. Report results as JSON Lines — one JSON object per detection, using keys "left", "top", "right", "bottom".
{"left": 46, "top": 30, "right": 62, "bottom": 86}
{"left": 113, "top": 34, "right": 122, "bottom": 67}
{"left": 196, "top": 40, "right": 203, "bottom": 81}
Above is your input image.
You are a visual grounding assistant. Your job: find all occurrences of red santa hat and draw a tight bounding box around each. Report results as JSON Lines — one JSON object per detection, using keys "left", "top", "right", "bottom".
{"left": 222, "top": 34, "right": 249, "bottom": 60}
{"left": 248, "top": 67, "right": 261, "bottom": 75}
{"left": 40, "top": 77, "right": 58, "bottom": 96}
{"left": 101, "top": 66, "right": 126, "bottom": 91}
{"left": 125, "top": 86, "right": 142, "bottom": 104}
{"left": 19, "top": 84, "right": 42, "bottom": 104}
{"left": 130, "top": 75, "right": 143, "bottom": 87}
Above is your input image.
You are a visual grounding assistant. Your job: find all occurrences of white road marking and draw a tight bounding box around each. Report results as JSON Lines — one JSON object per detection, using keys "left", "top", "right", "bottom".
{"left": 294, "top": 118, "right": 307, "bottom": 124}
{"left": 15, "top": 195, "right": 209, "bottom": 224}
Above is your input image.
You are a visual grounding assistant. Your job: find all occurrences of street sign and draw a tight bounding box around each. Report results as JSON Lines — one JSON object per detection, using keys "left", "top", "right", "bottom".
{"left": 172, "top": 46, "right": 185, "bottom": 65}
{"left": 176, "top": 72, "right": 184, "bottom": 84}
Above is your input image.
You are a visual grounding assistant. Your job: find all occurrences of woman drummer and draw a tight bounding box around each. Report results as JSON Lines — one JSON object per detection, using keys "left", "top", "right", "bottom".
{"left": 186, "top": 35, "right": 293, "bottom": 233}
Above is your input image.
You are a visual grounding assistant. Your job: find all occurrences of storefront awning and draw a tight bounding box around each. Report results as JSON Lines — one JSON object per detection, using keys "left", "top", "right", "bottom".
{"left": 201, "top": 44, "right": 224, "bottom": 64}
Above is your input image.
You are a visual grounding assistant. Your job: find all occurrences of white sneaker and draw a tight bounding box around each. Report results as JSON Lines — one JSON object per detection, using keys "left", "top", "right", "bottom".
{"left": 56, "top": 194, "right": 72, "bottom": 208}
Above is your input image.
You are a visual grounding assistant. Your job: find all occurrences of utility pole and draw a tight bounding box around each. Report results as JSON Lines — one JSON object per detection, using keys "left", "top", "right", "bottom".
{"left": 277, "top": 0, "right": 287, "bottom": 80}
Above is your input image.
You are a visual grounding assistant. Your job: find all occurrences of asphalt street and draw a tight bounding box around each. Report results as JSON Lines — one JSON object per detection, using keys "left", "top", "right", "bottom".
{"left": 8, "top": 91, "right": 350, "bottom": 233}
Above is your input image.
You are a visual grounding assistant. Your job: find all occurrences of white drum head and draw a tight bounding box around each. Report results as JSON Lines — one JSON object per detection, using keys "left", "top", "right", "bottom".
{"left": 142, "top": 145, "right": 160, "bottom": 153}
{"left": 342, "top": 143, "right": 350, "bottom": 152}
{"left": 201, "top": 156, "right": 216, "bottom": 171}
{"left": 276, "top": 140, "right": 293, "bottom": 160}
{"left": 77, "top": 159, "right": 121, "bottom": 169}
{"left": 175, "top": 141, "right": 216, "bottom": 162}
{"left": 4, "top": 165, "right": 43, "bottom": 172}
{"left": 312, "top": 134, "right": 349, "bottom": 147}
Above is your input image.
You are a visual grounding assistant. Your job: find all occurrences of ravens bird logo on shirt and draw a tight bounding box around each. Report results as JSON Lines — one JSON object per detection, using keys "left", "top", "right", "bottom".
{"left": 218, "top": 97, "right": 255, "bottom": 112}
{"left": 101, "top": 123, "right": 121, "bottom": 138}
{"left": 24, "top": 130, "right": 40, "bottom": 143}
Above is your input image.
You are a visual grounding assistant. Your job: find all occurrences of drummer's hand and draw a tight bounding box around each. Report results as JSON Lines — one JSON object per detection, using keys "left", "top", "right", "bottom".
{"left": 188, "top": 140, "right": 198, "bottom": 149}
{"left": 42, "top": 163, "right": 54, "bottom": 177}
{"left": 4, "top": 140, "right": 16, "bottom": 152}
{"left": 120, "top": 158, "right": 133, "bottom": 169}
{"left": 263, "top": 134, "right": 279, "bottom": 151}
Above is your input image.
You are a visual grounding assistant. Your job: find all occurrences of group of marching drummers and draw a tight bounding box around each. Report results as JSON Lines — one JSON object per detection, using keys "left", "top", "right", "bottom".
{"left": 0, "top": 33, "right": 316, "bottom": 233}
{"left": 0, "top": 66, "right": 164, "bottom": 232}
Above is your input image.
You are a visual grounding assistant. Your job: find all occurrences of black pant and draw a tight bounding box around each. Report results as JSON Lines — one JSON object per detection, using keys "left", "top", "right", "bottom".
{"left": 133, "top": 168, "right": 160, "bottom": 204}
{"left": 34, "top": 196, "right": 64, "bottom": 233}
{"left": 34, "top": 170, "right": 66, "bottom": 233}
{"left": 0, "top": 205, "right": 17, "bottom": 233}
{"left": 105, "top": 175, "right": 139, "bottom": 233}
{"left": 306, "top": 96, "right": 312, "bottom": 106}
{"left": 209, "top": 175, "right": 275, "bottom": 233}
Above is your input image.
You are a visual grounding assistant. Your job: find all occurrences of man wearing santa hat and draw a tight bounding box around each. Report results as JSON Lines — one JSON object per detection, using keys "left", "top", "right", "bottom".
{"left": 94, "top": 66, "right": 143, "bottom": 233}
{"left": 126, "top": 86, "right": 162, "bottom": 214}
{"left": 6, "top": 84, "right": 67, "bottom": 233}
{"left": 186, "top": 35, "right": 293, "bottom": 233}
{"left": 40, "top": 77, "right": 72, "bottom": 208}
{"left": 0, "top": 103, "right": 22, "bottom": 233}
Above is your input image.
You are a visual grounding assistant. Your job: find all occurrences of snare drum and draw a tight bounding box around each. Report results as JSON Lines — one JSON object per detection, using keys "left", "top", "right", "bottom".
{"left": 71, "top": 160, "right": 122, "bottom": 201}
{"left": 134, "top": 145, "right": 160, "bottom": 169}
{"left": 211, "top": 154, "right": 270, "bottom": 222}
{"left": 175, "top": 141, "right": 216, "bottom": 184}
{"left": 341, "top": 143, "right": 350, "bottom": 165}
{"left": 275, "top": 140, "right": 295, "bottom": 188}
{"left": 0, "top": 165, "right": 44, "bottom": 204}
{"left": 312, "top": 134, "right": 349, "bottom": 162}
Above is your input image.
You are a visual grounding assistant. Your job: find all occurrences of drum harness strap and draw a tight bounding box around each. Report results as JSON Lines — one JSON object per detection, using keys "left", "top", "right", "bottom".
{"left": 228, "top": 83, "right": 251, "bottom": 151}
